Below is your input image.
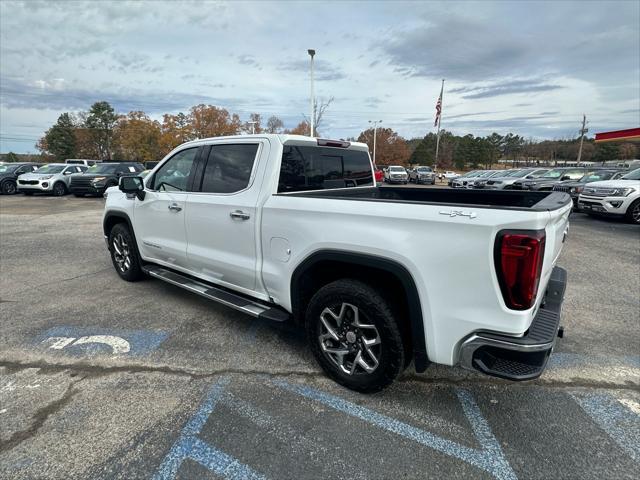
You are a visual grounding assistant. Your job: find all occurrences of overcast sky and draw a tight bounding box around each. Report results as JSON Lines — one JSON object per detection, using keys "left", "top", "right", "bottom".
{"left": 1, "top": 0, "right": 638, "bottom": 153}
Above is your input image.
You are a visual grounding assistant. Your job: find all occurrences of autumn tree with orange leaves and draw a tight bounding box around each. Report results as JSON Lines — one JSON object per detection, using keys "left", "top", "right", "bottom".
{"left": 357, "top": 127, "right": 410, "bottom": 166}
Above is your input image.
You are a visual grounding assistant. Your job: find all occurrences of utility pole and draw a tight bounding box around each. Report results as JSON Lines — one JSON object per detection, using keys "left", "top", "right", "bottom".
{"left": 576, "top": 114, "right": 588, "bottom": 164}
{"left": 368, "top": 120, "right": 382, "bottom": 165}
{"left": 247, "top": 121, "right": 257, "bottom": 135}
{"left": 308, "top": 49, "right": 316, "bottom": 137}
{"left": 434, "top": 79, "right": 445, "bottom": 170}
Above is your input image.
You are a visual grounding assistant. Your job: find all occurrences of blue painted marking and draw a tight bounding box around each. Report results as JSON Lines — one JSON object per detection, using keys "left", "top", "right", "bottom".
{"left": 154, "top": 377, "right": 265, "bottom": 480}
{"left": 36, "top": 326, "right": 169, "bottom": 356}
{"left": 572, "top": 393, "right": 640, "bottom": 463}
{"left": 274, "top": 380, "right": 517, "bottom": 480}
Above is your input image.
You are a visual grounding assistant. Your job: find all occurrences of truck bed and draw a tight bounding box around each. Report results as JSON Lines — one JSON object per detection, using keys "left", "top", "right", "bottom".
{"left": 285, "top": 186, "right": 571, "bottom": 211}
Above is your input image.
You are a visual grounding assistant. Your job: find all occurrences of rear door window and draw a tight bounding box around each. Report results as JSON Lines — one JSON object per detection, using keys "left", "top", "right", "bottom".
{"left": 200, "top": 143, "right": 259, "bottom": 194}
{"left": 278, "top": 146, "right": 373, "bottom": 192}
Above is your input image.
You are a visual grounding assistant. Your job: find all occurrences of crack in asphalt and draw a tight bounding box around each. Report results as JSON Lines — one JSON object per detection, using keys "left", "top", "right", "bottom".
{"left": 7, "top": 267, "right": 112, "bottom": 297}
{"left": 0, "top": 377, "right": 85, "bottom": 454}
{"left": 0, "top": 359, "right": 637, "bottom": 391}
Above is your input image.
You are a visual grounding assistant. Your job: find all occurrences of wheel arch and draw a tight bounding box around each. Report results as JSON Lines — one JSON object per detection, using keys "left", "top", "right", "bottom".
{"left": 103, "top": 211, "right": 140, "bottom": 251}
{"left": 290, "top": 250, "right": 429, "bottom": 372}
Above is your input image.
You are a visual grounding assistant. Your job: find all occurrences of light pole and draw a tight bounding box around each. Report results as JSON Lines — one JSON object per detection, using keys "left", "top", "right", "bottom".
{"left": 308, "top": 49, "right": 315, "bottom": 137}
{"left": 247, "top": 121, "right": 257, "bottom": 135}
{"left": 368, "top": 120, "right": 382, "bottom": 165}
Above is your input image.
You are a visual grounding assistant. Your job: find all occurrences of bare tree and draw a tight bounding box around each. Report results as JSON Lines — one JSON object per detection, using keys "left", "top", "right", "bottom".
{"left": 303, "top": 96, "right": 334, "bottom": 136}
{"left": 265, "top": 115, "right": 284, "bottom": 134}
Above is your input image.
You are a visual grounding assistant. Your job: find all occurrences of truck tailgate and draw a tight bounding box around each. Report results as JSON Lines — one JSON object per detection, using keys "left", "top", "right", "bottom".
{"left": 541, "top": 201, "right": 571, "bottom": 285}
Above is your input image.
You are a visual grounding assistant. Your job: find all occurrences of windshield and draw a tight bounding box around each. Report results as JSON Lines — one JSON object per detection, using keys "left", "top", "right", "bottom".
{"left": 87, "top": 164, "right": 119, "bottom": 174}
{"left": 621, "top": 168, "right": 640, "bottom": 180}
{"left": 417, "top": 167, "right": 431, "bottom": 172}
{"left": 460, "top": 171, "right": 477, "bottom": 178}
{"left": 540, "top": 169, "right": 566, "bottom": 179}
{"left": 477, "top": 171, "right": 495, "bottom": 177}
{"left": 35, "top": 164, "right": 65, "bottom": 174}
{"left": 0, "top": 164, "right": 17, "bottom": 173}
{"left": 389, "top": 166, "right": 405, "bottom": 172}
{"left": 580, "top": 171, "right": 617, "bottom": 183}
{"left": 510, "top": 170, "right": 534, "bottom": 178}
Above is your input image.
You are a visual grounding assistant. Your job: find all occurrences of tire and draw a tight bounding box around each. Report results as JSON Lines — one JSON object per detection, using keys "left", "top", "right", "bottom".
{"left": 1, "top": 180, "right": 17, "bottom": 195}
{"left": 305, "top": 279, "right": 406, "bottom": 393}
{"left": 108, "top": 223, "right": 144, "bottom": 281}
{"left": 52, "top": 182, "right": 67, "bottom": 196}
{"left": 626, "top": 199, "right": 640, "bottom": 225}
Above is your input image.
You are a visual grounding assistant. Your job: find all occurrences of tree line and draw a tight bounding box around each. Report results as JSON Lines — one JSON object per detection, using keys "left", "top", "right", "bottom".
{"left": 25, "top": 100, "right": 639, "bottom": 168}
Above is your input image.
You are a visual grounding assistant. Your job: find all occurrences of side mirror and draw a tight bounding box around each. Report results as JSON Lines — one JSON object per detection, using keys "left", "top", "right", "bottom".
{"left": 119, "top": 175, "right": 145, "bottom": 200}
{"left": 63, "top": 170, "right": 72, "bottom": 175}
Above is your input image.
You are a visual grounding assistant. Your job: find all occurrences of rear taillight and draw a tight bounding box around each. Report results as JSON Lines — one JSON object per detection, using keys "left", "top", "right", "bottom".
{"left": 494, "top": 230, "right": 546, "bottom": 310}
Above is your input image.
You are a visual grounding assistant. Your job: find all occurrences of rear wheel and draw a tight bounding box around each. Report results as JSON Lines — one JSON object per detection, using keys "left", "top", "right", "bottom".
{"left": 1, "top": 180, "right": 17, "bottom": 195}
{"left": 52, "top": 182, "right": 66, "bottom": 196}
{"left": 108, "top": 223, "right": 144, "bottom": 281}
{"left": 626, "top": 199, "right": 640, "bottom": 224}
{"left": 306, "top": 279, "right": 406, "bottom": 392}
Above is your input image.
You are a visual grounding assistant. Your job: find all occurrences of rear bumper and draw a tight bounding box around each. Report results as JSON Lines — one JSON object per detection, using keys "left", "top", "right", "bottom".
{"left": 459, "top": 266, "right": 567, "bottom": 381}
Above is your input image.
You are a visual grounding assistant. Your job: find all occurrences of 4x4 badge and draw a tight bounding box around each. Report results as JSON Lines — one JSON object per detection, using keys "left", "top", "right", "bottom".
{"left": 439, "top": 210, "right": 477, "bottom": 219}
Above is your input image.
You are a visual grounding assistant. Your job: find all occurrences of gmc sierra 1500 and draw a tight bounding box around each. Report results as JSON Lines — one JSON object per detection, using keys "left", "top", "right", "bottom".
{"left": 103, "top": 134, "right": 571, "bottom": 392}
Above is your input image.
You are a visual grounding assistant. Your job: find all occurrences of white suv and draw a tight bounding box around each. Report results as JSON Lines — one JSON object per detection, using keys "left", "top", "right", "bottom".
{"left": 578, "top": 168, "right": 640, "bottom": 224}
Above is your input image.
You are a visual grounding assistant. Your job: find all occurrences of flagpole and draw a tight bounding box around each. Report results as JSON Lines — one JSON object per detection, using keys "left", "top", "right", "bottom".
{"left": 434, "top": 79, "right": 444, "bottom": 175}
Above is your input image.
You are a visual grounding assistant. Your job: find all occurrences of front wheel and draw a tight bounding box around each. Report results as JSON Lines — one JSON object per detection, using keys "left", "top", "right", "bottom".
{"left": 108, "top": 223, "right": 144, "bottom": 281}
{"left": 52, "top": 182, "right": 67, "bottom": 196}
{"left": 626, "top": 199, "right": 640, "bottom": 224}
{"left": 1, "top": 181, "right": 17, "bottom": 194}
{"left": 305, "top": 279, "right": 406, "bottom": 393}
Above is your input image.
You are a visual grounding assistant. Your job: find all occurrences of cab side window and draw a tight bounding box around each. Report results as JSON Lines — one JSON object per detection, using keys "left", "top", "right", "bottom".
{"left": 152, "top": 148, "right": 198, "bottom": 192}
{"left": 200, "top": 144, "right": 259, "bottom": 194}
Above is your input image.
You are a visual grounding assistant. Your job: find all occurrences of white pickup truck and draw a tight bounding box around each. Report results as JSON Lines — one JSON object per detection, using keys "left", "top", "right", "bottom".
{"left": 103, "top": 134, "right": 571, "bottom": 392}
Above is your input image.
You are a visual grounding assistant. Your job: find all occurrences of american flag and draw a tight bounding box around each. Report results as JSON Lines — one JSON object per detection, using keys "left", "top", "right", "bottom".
{"left": 434, "top": 91, "right": 442, "bottom": 127}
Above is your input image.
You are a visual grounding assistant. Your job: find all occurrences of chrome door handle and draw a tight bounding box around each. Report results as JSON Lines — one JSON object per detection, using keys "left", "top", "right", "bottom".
{"left": 168, "top": 203, "right": 182, "bottom": 212}
{"left": 230, "top": 210, "right": 250, "bottom": 220}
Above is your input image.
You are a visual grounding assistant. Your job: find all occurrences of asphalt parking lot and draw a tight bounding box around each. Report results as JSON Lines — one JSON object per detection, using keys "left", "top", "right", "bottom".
{"left": 0, "top": 193, "right": 638, "bottom": 480}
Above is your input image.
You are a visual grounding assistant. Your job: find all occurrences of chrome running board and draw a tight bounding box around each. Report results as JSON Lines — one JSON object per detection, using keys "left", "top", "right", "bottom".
{"left": 142, "top": 265, "right": 290, "bottom": 322}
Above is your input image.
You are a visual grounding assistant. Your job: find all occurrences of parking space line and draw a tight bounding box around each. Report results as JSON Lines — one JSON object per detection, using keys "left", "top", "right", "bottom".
{"left": 222, "top": 392, "right": 367, "bottom": 479}
{"left": 572, "top": 392, "right": 640, "bottom": 463}
{"left": 154, "top": 377, "right": 265, "bottom": 480}
{"left": 274, "top": 380, "right": 517, "bottom": 480}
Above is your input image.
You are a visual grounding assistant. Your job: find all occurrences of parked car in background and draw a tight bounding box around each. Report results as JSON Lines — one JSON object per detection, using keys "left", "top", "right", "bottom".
{"left": 478, "top": 168, "right": 550, "bottom": 190}
{"left": 0, "top": 162, "right": 41, "bottom": 194}
{"left": 578, "top": 168, "right": 640, "bottom": 223}
{"left": 65, "top": 159, "right": 100, "bottom": 167}
{"left": 447, "top": 170, "right": 477, "bottom": 186}
{"left": 512, "top": 167, "right": 586, "bottom": 191}
{"left": 451, "top": 170, "right": 497, "bottom": 189}
{"left": 70, "top": 162, "right": 144, "bottom": 197}
{"left": 17, "top": 163, "right": 86, "bottom": 196}
{"left": 409, "top": 166, "right": 436, "bottom": 185}
{"left": 440, "top": 171, "right": 458, "bottom": 181}
{"left": 553, "top": 169, "right": 626, "bottom": 208}
{"left": 384, "top": 165, "right": 408, "bottom": 184}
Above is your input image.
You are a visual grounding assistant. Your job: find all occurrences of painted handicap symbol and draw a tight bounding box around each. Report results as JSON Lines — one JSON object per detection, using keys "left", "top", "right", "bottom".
{"left": 43, "top": 335, "right": 131, "bottom": 355}
{"left": 37, "top": 326, "right": 168, "bottom": 357}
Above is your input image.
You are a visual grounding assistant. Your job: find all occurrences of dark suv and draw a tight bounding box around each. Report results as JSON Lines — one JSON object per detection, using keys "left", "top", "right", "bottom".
{"left": 70, "top": 162, "right": 144, "bottom": 197}
{"left": 0, "top": 162, "right": 41, "bottom": 194}
{"left": 512, "top": 167, "right": 587, "bottom": 191}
